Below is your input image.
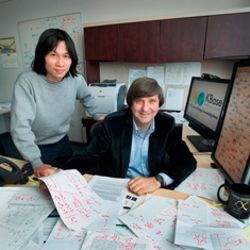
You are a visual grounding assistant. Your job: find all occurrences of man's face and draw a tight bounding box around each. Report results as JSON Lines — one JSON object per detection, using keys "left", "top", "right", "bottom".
{"left": 131, "top": 95, "right": 160, "bottom": 130}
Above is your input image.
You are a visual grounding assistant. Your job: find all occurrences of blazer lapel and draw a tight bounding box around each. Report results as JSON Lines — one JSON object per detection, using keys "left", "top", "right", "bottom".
{"left": 120, "top": 116, "right": 133, "bottom": 177}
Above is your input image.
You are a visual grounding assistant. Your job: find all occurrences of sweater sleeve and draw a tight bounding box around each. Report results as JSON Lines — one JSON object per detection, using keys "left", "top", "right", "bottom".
{"left": 76, "top": 75, "right": 98, "bottom": 118}
{"left": 10, "top": 76, "right": 43, "bottom": 168}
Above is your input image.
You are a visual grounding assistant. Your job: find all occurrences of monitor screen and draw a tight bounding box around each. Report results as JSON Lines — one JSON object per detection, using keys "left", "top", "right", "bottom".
{"left": 212, "top": 62, "right": 250, "bottom": 185}
{"left": 184, "top": 76, "right": 230, "bottom": 152}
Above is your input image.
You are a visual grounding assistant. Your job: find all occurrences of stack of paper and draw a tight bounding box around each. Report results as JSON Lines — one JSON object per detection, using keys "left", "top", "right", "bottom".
{"left": 174, "top": 196, "right": 249, "bottom": 249}
{"left": 0, "top": 187, "right": 55, "bottom": 250}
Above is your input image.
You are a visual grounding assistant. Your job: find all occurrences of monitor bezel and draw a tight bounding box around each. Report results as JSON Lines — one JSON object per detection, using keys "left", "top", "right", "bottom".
{"left": 184, "top": 76, "right": 230, "bottom": 140}
{"left": 211, "top": 61, "right": 250, "bottom": 185}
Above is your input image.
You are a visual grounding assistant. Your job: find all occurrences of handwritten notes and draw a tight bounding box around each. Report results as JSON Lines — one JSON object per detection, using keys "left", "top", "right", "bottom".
{"left": 175, "top": 168, "right": 224, "bottom": 201}
{"left": 120, "top": 196, "right": 181, "bottom": 249}
{"left": 174, "top": 196, "right": 249, "bottom": 249}
{"left": 18, "top": 13, "right": 83, "bottom": 68}
{"left": 82, "top": 231, "right": 150, "bottom": 250}
{"left": 0, "top": 187, "right": 54, "bottom": 250}
{"left": 40, "top": 170, "right": 111, "bottom": 231}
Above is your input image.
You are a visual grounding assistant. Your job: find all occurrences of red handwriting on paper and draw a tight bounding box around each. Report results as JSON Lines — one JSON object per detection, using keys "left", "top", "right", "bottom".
{"left": 145, "top": 222, "right": 154, "bottom": 229}
{"left": 215, "top": 219, "right": 232, "bottom": 228}
{"left": 131, "top": 223, "right": 142, "bottom": 231}
{"left": 71, "top": 196, "right": 91, "bottom": 220}
{"left": 123, "top": 237, "right": 137, "bottom": 250}
{"left": 190, "top": 218, "right": 202, "bottom": 225}
{"left": 193, "top": 232, "right": 208, "bottom": 247}
{"left": 15, "top": 194, "right": 38, "bottom": 202}
{"left": 210, "top": 207, "right": 231, "bottom": 218}
{"left": 53, "top": 192, "right": 74, "bottom": 216}
{"left": 224, "top": 234, "right": 247, "bottom": 248}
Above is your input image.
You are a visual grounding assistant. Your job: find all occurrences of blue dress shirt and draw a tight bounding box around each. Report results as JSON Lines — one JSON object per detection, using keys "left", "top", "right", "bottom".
{"left": 126, "top": 119, "right": 174, "bottom": 186}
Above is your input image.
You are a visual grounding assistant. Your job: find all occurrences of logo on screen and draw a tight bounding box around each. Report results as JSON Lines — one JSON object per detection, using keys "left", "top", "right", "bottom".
{"left": 192, "top": 91, "right": 222, "bottom": 108}
{"left": 192, "top": 91, "right": 205, "bottom": 106}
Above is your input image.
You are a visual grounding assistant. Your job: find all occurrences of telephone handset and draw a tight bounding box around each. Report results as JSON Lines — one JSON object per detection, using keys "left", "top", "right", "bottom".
{"left": 0, "top": 156, "right": 33, "bottom": 186}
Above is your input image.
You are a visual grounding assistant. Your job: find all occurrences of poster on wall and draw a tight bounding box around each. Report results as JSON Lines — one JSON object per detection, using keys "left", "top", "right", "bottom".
{"left": 18, "top": 13, "right": 83, "bottom": 72}
{"left": 0, "top": 37, "right": 18, "bottom": 68}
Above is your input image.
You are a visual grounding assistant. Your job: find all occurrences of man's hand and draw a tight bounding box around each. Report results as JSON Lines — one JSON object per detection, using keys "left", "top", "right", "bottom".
{"left": 34, "top": 164, "right": 58, "bottom": 177}
{"left": 128, "top": 176, "right": 161, "bottom": 196}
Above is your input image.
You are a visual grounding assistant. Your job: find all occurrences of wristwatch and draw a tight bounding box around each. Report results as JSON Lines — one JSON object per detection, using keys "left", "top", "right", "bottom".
{"left": 155, "top": 174, "right": 165, "bottom": 187}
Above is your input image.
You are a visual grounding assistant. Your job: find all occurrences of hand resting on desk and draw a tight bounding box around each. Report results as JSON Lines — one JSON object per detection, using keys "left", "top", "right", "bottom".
{"left": 128, "top": 176, "right": 161, "bottom": 196}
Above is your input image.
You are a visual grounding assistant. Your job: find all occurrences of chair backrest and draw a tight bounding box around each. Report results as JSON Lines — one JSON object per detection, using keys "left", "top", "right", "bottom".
{"left": 89, "top": 120, "right": 103, "bottom": 139}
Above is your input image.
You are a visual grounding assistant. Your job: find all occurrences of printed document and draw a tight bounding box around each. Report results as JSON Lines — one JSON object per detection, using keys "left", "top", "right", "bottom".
{"left": 0, "top": 187, "right": 54, "bottom": 250}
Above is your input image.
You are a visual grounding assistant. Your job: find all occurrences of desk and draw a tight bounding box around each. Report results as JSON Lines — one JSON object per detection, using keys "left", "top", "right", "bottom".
{"left": 182, "top": 124, "right": 213, "bottom": 168}
{"left": 3, "top": 124, "right": 213, "bottom": 199}
{"left": 84, "top": 173, "right": 189, "bottom": 201}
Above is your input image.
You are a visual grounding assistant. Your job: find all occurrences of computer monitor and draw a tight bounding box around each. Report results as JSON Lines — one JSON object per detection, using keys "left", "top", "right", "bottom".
{"left": 212, "top": 61, "right": 250, "bottom": 185}
{"left": 184, "top": 76, "right": 230, "bottom": 152}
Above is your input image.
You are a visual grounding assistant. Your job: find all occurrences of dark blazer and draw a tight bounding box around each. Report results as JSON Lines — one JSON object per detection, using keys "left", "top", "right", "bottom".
{"left": 64, "top": 109, "right": 197, "bottom": 189}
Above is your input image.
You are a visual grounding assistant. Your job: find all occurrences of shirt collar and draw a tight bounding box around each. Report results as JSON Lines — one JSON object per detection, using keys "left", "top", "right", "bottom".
{"left": 132, "top": 118, "right": 155, "bottom": 135}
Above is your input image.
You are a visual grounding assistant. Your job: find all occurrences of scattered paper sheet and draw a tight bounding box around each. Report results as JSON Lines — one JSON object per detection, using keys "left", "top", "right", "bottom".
{"left": 0, "top": 187, "right": 54, "bottom": 250}
{"left": 119, "top": 196, "right": 183, "bottom": 249}
{"left": 28, "top": 216, "right": 58, "bottom": 247}
{"left": 0, "top": 186, "right": 21, "bottom": 208}
{"left": 42, "top": 218, "right": 86, "bottom": 250}
{"left": 81, "top": 231, "right": 150, "bottom": 250}
{"left": 40, "top": 170, "right": 111, "bottom": 231}
{"left": 174, "top": 196, "right": 248, "bottom": 249}
{"left": 88, "top": 175, "right": 130, "bottom": 202}
{"left": 175, "top": 168, "right": 225, "bottom": 201}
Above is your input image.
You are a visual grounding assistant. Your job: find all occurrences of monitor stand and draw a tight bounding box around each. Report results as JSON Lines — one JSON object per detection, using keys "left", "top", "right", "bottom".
{"left": 187, "top": 135, "right": 214, "bottom": 152}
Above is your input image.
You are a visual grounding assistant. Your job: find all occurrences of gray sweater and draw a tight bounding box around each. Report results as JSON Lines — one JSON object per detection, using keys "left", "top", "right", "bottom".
{"left": 11, "top": 71, "right": 97, "bottom": 168}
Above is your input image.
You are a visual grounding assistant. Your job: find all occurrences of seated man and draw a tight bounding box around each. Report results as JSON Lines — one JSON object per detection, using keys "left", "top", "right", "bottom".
{"left": 48, "top": 77, "right": 197, "bottom": 195}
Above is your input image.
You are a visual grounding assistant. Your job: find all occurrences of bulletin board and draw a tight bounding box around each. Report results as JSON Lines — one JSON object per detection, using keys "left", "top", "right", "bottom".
{"left": 18, "top": 12, "right": 83, "bottom": 70}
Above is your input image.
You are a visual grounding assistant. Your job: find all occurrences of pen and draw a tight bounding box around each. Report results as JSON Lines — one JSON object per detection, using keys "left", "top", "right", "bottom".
{"left": 116, "top": 224, "right": 129, "bottom": 228}
{"left": 28, "top": 177, "right": 41, "bottom": 186}
{"left": 211, "top": 203, "right": 223, "bottom": 207}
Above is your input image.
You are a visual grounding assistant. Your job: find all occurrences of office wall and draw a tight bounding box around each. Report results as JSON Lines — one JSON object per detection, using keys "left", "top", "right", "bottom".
{"left": 100, "top": 60, "right": 236, "bottom": 111}
{"left": 0, "top": 0, "right": 249, "bottom": 141}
